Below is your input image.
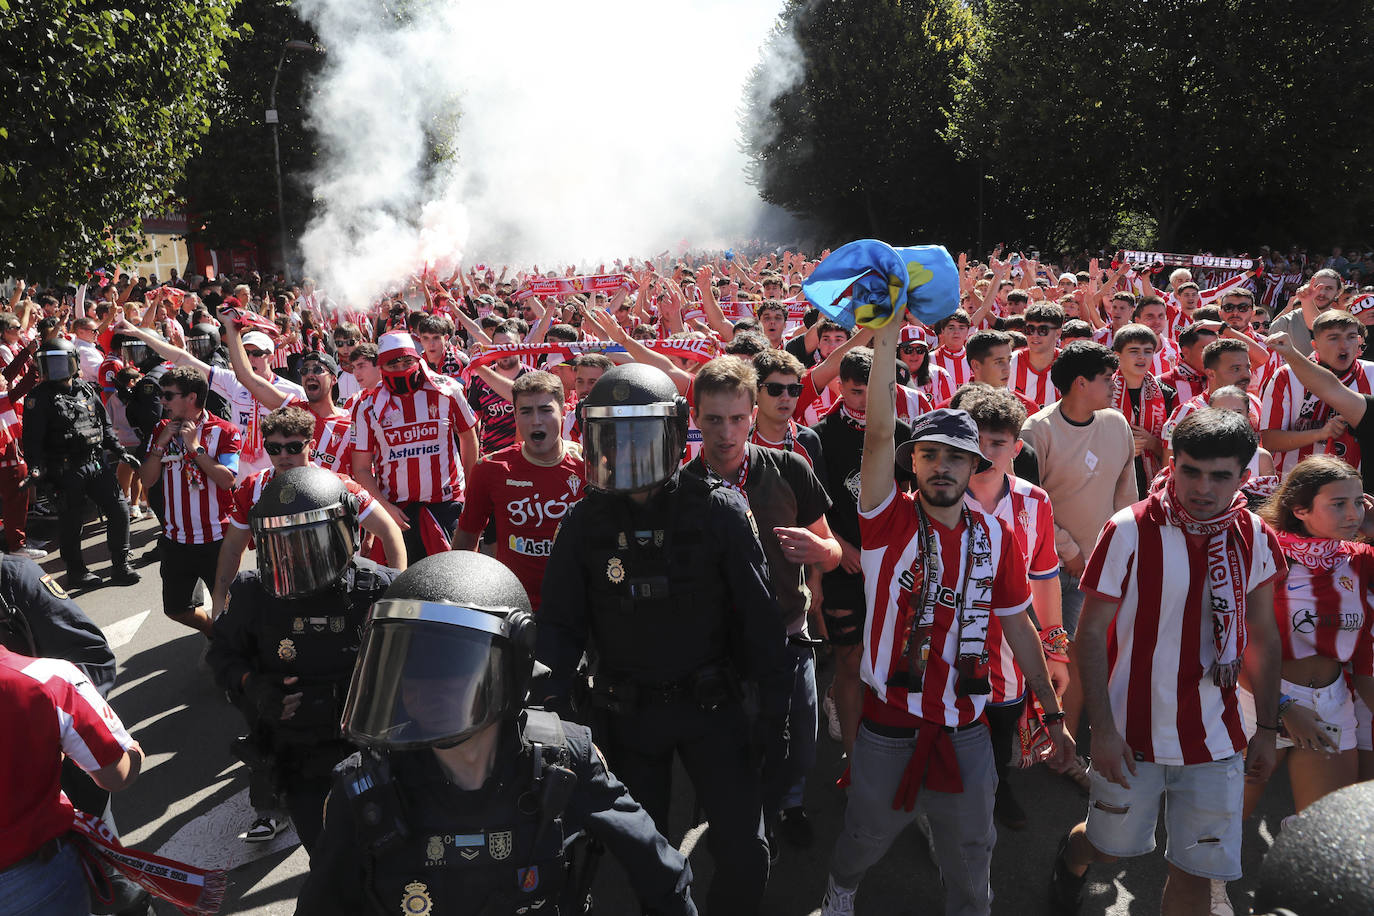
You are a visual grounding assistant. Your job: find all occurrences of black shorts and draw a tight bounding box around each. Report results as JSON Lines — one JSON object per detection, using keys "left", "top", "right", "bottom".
{"left": 820, "top": 568, "right": 867, "bottom": 647}
{"left": 159, "top": 536, "right": 223, "bottom": 617}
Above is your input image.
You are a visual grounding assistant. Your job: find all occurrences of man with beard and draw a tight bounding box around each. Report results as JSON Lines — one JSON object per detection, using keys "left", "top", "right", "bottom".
{"left": 454, "top": 371, "right": 585, "bottom": 611}
{"left": 219, "top": 315, "right": 355, "bottom": 475}
{"left": 1268, "top": 269, "right": 1343, "bottom": 357}
{"left": 1261, "top": 308, "right": 1374, "bottom": 476}
{"left": 820, "top": 316, "right": 1073, "bottom": 916}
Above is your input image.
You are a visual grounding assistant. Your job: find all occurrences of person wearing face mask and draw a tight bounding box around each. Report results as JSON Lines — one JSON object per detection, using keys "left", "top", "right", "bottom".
{"left": 350, "top": 332, "right": 479, "bottom": 564}
{"left": 453, "top": 372, "right": 584, "bottom": 612}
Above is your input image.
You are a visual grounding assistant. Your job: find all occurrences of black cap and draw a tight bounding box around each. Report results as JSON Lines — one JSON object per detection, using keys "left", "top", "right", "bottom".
{"left": 895, "top": 408, "right": 992, "bottom": 477}
{"left": 301, "top": 351, "right": 340, "bottom": 376}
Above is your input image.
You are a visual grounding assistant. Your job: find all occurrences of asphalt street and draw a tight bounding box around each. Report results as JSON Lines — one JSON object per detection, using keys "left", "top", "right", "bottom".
{"left": 46, "top": 509, "right": 1294, "bottom": 915}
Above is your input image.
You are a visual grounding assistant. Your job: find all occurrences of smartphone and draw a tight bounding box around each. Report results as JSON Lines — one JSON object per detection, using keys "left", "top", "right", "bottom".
{"left": 1318, "top": 719, "right": 1343, "bottom": 749}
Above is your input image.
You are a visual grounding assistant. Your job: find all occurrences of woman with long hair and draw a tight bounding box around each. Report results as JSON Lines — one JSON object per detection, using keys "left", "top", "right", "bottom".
{"left": 1242, "top": 455, "right": 1374, "bottom": 817}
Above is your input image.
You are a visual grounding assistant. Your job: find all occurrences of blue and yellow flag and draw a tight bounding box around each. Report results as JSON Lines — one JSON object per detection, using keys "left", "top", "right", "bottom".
{"left": 801, "top": 240, "right": 959, "bottom": 330}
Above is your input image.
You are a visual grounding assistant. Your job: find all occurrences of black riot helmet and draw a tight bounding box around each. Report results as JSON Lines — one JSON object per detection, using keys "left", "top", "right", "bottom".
{"left": 36, "top": 336, "right": 79, "bottom": 383}
{"left": 118, "top": 332, "right": 163, "bottom": 371}
{"left": 248, "top": 466, "right": 360, "bottom": 599}
{"left": 341, "top": 552, "right": 537, "bottom": 751}
{"left": 187, "top": 323, "right": 221, "bottom": 360}
{"left": 578, "top": 363, "right": 689, "bottom": 494}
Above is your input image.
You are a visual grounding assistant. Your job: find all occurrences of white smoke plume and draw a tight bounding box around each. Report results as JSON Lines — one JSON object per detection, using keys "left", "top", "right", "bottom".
{"left": 294, "top": 0, "right": 803, "bottom": 306}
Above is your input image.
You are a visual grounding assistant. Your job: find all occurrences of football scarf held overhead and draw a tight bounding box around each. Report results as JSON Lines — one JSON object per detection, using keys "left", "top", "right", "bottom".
{"left": 1151, "top": 477, "right": 1250, "bottom": 688}
{"left": 465, "top": 339, "right": 719, "bottom": 376}
{"left": 512, "top": 274, "right": 633, "bottom": 302}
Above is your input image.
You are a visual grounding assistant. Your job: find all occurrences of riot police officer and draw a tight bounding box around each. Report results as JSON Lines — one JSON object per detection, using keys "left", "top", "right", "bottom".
{"left": 206, "top": 465, "right": 398, "bottom": 853}
{"left": 187, "top": 322, "right": 233, "bottom": 421}
{"left": 22, "top": 337, "right": 141, "bottom": 589}
{"left": 296, "top": 550, "right": 698, "bottom": 916}
{"left": 535, "top": 363, "right": 791, "bottom": 916}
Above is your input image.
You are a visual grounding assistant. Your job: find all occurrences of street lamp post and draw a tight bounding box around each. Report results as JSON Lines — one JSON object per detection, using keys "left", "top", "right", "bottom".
{"left": 266, "top": 39, "right": 319, "bottom": 284}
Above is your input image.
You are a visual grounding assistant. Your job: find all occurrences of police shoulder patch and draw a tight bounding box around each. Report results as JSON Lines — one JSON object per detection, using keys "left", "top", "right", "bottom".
{"left": 40, "top": 574, "right": 69, "bottom": 600}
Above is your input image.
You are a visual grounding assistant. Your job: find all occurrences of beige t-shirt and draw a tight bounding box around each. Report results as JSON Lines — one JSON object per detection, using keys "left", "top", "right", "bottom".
{"left": 1020, "top": 403, "right": 1138, "bottom": 564}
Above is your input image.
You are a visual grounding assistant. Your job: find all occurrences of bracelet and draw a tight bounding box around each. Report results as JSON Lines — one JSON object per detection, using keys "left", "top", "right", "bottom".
{"left": 1255, "top": 722, "right": 1280, "bottom": 732}
{"left": 1278, "top": 694, "right": 1297, "bottom": 720}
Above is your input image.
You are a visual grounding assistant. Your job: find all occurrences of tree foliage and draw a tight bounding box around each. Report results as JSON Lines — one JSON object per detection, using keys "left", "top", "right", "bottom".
{"left": 180, "top": 0, "right": 321, "bottom": 260}
{"left": 0, "top": 0, "right": 240, "bottom": 280}
{"left": 742, "top": 0, "right": 982, "bottom": 245}
{"left": 948, "top": 0, "right": 1374, "bottom": 251}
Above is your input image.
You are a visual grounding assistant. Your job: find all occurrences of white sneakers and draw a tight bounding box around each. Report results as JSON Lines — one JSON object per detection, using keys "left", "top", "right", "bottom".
{"left": 1210, "top": 880, "right": 1234, "bottom": 916}
{"left": 7, "top": 546, "right": 47, "bottom": 560}
{"left": 821, "top": 875, "right": 856, "bottom": 916}
{"left": 823, "top": 691, "right": 842, "bottom": 742}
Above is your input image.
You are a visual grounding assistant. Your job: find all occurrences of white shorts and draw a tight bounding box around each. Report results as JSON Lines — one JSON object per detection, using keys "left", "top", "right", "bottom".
{"left": 1084, "top": 754, "right": 1244, "bottom": 881}
{"left": 1355, "top": 688, "right": 1372, "bottom": 753}
{"left": 1239, "top": 678, "right": 1359, "bottom": 753}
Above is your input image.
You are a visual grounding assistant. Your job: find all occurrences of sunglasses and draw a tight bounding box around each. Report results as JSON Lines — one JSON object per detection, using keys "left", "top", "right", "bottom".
{"left": 244, "top": 348, "right": 268, "bottom": 359}
{"left": 1220, "top": 302, "right": 1253, "bottom": 313}
{"left": 334, "top": 337, "right": 357, "bottom": 346}
{"left": 898, "top": 343, "right": 930, "bottom": 354}
{"left": 159, "top": 389, "right": 184, "bottom": 401}
{"left": 301, "top": 364, "right": 332, "bottom": 376}
{"left": 1025, "top": 324, "right": 1059, "bottom": 336}
{"left": 761, "top": 382, "right": 804, "bottom": 398}
{"left": 1251, "top": 321, "right": 1270, "bottom": 330}
{"left": 263, "top": 440, "right": 308, "bottom": 456}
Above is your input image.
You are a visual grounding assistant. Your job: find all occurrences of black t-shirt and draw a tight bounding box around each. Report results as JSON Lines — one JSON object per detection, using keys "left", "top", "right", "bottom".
{"left": 785, "top": 332, "right": 818, "bottom": 367}
{"left": 1355, "top": 395, "right": 1374, "bottom": 494}
{"left": 687, "top": 444, "right": 831, "bottom": 633}
{"left": 809, "top": 411, "right": 912, "bottom": 548}
{"left": 466, "top": 369, "right": 527, "bottom": 455}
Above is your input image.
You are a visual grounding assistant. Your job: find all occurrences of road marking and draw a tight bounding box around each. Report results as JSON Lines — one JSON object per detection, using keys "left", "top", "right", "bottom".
{"left": 103, "top": 610, "right": 151, "bottom": 650}
{"left": 156, "top": 786, "right": 300, "bottom": 871}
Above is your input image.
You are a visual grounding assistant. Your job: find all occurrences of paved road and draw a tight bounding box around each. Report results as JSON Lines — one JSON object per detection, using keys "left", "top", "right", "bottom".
{"left": 50, "top": 510, "right": 1293, "bottom": 915}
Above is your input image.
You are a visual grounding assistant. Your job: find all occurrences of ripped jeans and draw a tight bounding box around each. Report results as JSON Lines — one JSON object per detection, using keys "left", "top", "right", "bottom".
{"left": 1084, "top": 752, "right": 1244, "bottom": 880}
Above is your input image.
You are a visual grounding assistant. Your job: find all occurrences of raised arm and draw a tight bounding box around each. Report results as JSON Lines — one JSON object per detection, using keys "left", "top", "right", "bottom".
{"left": 859, "top": 318, "right": 901, "bottom": 513}
{"left": 219, "top": 313, "right": 288, "bottom": 409}
{"left": 1266, "top": 331, "right": 1368, "bottom": 426}
{"left": 810, "top": 326, "right": 875, "bottom": 392}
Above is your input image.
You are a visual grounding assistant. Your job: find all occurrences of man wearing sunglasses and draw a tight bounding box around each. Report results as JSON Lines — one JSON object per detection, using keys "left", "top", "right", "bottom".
{"left": 116, "top": 316, "right": 306, "bottom": 480}
{"left": 1008, "top": 303, "right": 1064, "bottom": 410}
{"left": 749, "top": 349, "right": 823, "bottom": 470}
{"left": 137, "top": 366, "right": 240, "bottom": 637}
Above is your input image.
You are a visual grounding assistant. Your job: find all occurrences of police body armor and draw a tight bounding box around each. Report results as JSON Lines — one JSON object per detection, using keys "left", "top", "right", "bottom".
{"left": 579, "top": 473, "right": 733, "bottom": 696}
{"left": 35, "top": 380, "right": 106, "bottom": 471}
{"left": 204, "top": 349, "right": 232, "bottom": 421}
{"left": 249, "top": 559, "right": 390, "bottom": 751}
{"left": 126, "top": 363, "right": 169, "bottom": 445}
{"left": 341, "top": 710, "right": 589, "bottom": 916}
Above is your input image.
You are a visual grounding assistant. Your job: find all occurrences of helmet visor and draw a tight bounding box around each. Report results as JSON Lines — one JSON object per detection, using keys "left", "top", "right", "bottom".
{"left": 582, "top": 410, "right": 683, "bottom": 493}
{"left": 120, "top": 340, "right": 151, "bottom": 366}
{"left": 188, "top": 336, "right": 217, "bottom": 359}
{"left": 250, "top": 506, "right": 356, "bottom": 598}
{"left": 37, "top": 350, "right": 76, "bottom": 382}
{"left": 342, "top": 606, "right": 515, "bottom": 750}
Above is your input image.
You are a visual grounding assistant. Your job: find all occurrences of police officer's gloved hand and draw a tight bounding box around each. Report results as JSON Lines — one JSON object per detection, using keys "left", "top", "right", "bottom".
{"left": 243, "top": 672, "right": 291, "bottom": 720}
{"left": 118, "top": 450, "right": 141, "bottom": 470}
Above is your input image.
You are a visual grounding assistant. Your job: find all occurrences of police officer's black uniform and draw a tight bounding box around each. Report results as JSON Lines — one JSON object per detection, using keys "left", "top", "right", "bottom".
{"left": 22, "top": 337, "right": 140, "bottom": 589}
{"left": 535, "top": 364, "right": 791, "bottom": 916}
{"left": 206, "top": 466, "right": 397, "bottom": 852}
{"left": 296, "top": 551, "right": 697, "bottom": 916}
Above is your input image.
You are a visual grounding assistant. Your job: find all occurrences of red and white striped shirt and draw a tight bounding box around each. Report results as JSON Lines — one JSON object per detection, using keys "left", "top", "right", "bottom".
{"left": 1274, "top": 543, "right": 1374, "bottom": 673}
{"left": 209, "top": 366, "right": 306, "bottom": 473}
{"left": 795, "top": 371, "right": 838, "bottom": 427}
{"left": 0, "top": 648, "right": 135, "bottom": 869}
{"left": 930, "top": 346, "right": 971, "bottom": 389}
{"left": 1080, "top": 500, "right": 1285, "bottom": 764}
{"left": 148, "top": 413, "right": 240, "bottom": 544}
{"left": 228, "top": 467, "right": 376, "bottom": 531}
{"left": 0, "top": 392, "right": 22, "bottom": 470}
{"left": 1149, "top": 337, "right": 1180, "bottom": 377}
{"left": 1163, "top": 391, "right": 1262, "bottom": 446}
{"left": 350, "top": 374, "right": 478, "bottom": 505}
{"left": 922, "top": 364, "right": 956, "bottom": 407}
{"left": 749, "top": 421, "right": 815, "bottom": 467}
{"left": 286, "top": 398, "right": 354, "bottom": 475}
{"left": 1260, "top": 359, "right": 1374, "bottom": 476}
{"left": 858, "top": 486, "right": 1031, "bottom": 727}
{"left": 968, "top": 477, "right": 1061, "bottom": 704}
{"left": 1159, "top": 363, "right": 1206, "bottom": 405}
{"left": 1010, "top": 349, "right": 1060, "bottom": 409}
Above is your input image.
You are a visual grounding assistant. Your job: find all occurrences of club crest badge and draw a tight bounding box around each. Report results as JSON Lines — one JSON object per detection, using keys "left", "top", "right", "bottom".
{"left": 606, "top": 557, "right": 626, "bottom": 584}
{"left": 401, "top": 881, "right": 433, "bottom": 915}
{"left": 278, "top": 638, "right": 297, "bottom": 661}
{"left": 488, "top": 830, "right": 513, "bottom": 861}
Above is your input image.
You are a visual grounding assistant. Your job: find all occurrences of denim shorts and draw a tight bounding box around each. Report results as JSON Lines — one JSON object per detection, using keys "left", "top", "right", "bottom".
{"left": 1238, "top": 678, "right": 1359, "bottom": 752}
{"left": 1084, "top": 753, "right": 1244, "bottom": 880}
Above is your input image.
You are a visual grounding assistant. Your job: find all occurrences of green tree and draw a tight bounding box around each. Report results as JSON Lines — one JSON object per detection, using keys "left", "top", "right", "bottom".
{"left": 948, "top": 0, "right": 1374, "bottom": 252}
{"left": 0, "top": 0, "right": 240, "bottom": 280}
{"left": 742, "top": 0, "right": 982, "bottom": 245}
{"left": 180, "top": 0, "right": 321, "bottom": 267}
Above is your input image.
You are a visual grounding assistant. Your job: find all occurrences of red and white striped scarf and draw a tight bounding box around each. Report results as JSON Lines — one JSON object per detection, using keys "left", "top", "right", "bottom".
{"left": 1111, "top": 370, "right": 1169, "bottom": 478}
{"left": 70, "top": 808, "right": 226, "bottom": 914}
{"left": 465, "top": 339, "right": 718, "bottom": 376}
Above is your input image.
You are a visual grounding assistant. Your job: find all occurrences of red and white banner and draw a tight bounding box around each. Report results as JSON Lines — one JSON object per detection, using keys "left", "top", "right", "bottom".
{"left": 467, "top": 338, "right": 719, "bottom": 374}
{"left": 512, "top": 274, "right": 633, "bottom": 301}
{"left": 1122, "top": 250, "right": 1254, "bottom": 271}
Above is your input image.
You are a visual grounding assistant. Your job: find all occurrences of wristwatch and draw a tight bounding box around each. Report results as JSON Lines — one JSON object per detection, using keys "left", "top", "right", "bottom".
{"left": 193, "top": 445, "right": 207, "bottom": 456}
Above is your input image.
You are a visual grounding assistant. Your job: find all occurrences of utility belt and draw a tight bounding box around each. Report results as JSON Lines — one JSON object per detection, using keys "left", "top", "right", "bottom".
{"left": 587, "top": 662, "right": 741, "bottom": 715}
